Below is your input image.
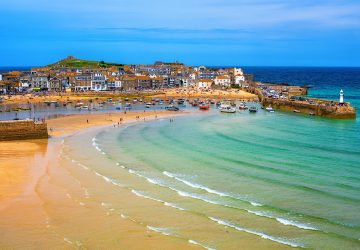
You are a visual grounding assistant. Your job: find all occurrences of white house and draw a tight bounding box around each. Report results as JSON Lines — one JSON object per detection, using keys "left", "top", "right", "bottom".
{"left": 115, "top": 79, "right": 122, "bottom": 89}
{"left": 234, "top": 68, "right": 244, "bottom": 76}
{"left": 214, "top": 75, "right": 231, "bottom": 87}
{"left": 197, "top": 79, "right": 212, "bottom": 89}
{"left": 234, "top": 74, "right": 245, "bottom": 86}
{"left": 91, "top": 73, "right": 107, "bottom": 91}
{"left": 19, "top": 77, "right": 31, "bottom": 91}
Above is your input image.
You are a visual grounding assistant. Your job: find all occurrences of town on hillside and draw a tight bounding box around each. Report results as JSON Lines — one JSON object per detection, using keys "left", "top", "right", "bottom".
{"left": 0, "top": 56, "right": 252, "bottom": 94}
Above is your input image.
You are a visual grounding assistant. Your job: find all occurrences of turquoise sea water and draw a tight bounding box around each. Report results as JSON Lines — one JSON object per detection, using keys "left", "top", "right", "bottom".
{"left": 88, "top": 105, "right": 360, "bottom": 249}
{"left": 80, "top": 67, "right": 360, "bottom": 249}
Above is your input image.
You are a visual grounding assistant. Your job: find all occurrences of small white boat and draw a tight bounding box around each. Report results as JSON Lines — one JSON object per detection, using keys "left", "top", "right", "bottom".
{"left": 75, "top": 102, "right": 84, "bottom": 108}
{"left": 238, "top": 102, "right": 248, "bottom": 110}
{"left": 219, "top": 104, "right": 236, "bottom": 113}
{"left": 265, "top": 106, "right": 275, "bottom": 112}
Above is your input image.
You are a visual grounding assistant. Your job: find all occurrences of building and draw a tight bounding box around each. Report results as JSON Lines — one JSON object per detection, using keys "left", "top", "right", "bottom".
{"left": 91, "top": 73, "right": 107, "bottom": 91}
{"left": 30, "top": 74, "right": 49, "bottom": 91}
{"left": 197, "top": 79, "right": 212, "bottom": 89}
{"left": 49, "top": 77, "right": 62, "bottom": 92}
{"left": 214, "top": 75, "right": 231, "bottom": 87}
{"left": 74, "top": 75, "right": 92, "bottom": 91}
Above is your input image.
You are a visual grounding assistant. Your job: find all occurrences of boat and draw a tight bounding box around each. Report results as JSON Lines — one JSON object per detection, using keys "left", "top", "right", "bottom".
{"left": 265, "top": 106, "right": 275, "bottom": 112}
{"left": 249, "top": 106, "right": 258, "bottom": 113}
{"left": 293, "top": 109, "right": 300, "bottom": 113}
{"left": 54, "top": 103, "right": 60, "bottom": 108}
{"left": 219, "top": 104, "right": 236, "bottom": 113}
{"left": 238, "top": 102, "right": 248, "bottom": 110}
{"left": 115, "top": 106, "right": 121, "bottom": 110}
{"left": 75, "top": 102, "right": 84, "bottom": 108}
{"left": 82, "top": 105, "right": 89, "bottom": 109}
{"left": 145, "top": 104, "right": 151, "bottom": 108}
{"left": 177, "top": 98, "right": 185, "bottom": 104}
{"left": 165, "top": 105, "right": 179, "bottom": 111}
{"left": 199, "top": 104, "right": 210, "bottom": 110}
{"left": 125, "top": 103, "right": 132, "bottom": 109}
{"left": 309, "top": 112, "right": 315, "bottom": 116}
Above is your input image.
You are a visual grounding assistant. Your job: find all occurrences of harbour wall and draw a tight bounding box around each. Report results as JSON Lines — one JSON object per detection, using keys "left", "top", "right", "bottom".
{"left": 261, "top": 98, "right": 356, "bottom": 119}
{"left": 0, "top": 120, "right": 48, "bottom": 141}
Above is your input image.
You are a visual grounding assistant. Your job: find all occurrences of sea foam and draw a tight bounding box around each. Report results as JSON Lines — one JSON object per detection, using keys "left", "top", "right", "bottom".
{"left": 276, "top": 218, "right": 318, "bottom": 231}
{"left": 163, "top": 171, "right": 263, "bottom": 207}
{"left": 146, "top": 226, "right": 172, "bottom": 236}
{"left": 188, "top": 239, "right": 216, "bottom": 250}
{"left": 208, "top": 217, "right": 302, "bottom": 248}
{"left": 131, "top": 189, "right": 185, "bottom": 211}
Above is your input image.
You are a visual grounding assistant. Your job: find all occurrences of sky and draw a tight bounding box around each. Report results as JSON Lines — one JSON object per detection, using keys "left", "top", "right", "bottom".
{"left": 0, "top": 0, "right": 360, "bottom": 66}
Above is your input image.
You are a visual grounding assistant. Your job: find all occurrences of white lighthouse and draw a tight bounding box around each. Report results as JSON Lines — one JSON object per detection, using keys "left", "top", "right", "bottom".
{"left": 339, "top": 89, "right": 344, "bottom": 105}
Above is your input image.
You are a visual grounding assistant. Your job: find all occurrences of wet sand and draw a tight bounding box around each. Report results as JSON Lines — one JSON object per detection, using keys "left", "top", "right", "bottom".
{"left": 47, "top": 110, "right": 181, "bottom": 137}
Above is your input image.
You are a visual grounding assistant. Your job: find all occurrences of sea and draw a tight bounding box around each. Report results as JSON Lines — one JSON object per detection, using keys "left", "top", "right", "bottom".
{"left": 2, "top": 67, "right": 360, "bottom": 249}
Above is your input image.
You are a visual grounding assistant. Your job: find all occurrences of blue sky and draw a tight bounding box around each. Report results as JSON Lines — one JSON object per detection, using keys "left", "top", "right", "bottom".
{"left": 1, "top": 0, "right": 360, "bottom": 66}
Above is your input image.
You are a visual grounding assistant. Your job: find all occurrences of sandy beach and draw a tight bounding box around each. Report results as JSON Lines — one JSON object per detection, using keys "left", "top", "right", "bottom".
{"left": 0, "top": 110, "right": 199, "bottom": 249}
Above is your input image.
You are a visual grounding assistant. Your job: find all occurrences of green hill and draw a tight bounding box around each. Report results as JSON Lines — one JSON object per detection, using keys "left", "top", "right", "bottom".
{"left": 47, "top": 56, "right": 124, "bottom": 68}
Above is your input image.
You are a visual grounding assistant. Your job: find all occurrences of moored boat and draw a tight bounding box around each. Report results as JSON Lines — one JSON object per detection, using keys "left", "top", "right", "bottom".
{"left": 265, "top": 106, "right": 275, "bottom": 112}
{"left": 165, "top": 105, "right": 179, "bottom": 111}
{"left": 238, "top": 102, "right": 248, "bottom": 110}
{"left": 219, "top": 104, "right": 236, "bottom": 113}
{"left": 249, "top": 106, "right": 257, "bottom": 113}
{"left": 75, "top": 102, "right": 84, "bottom": 108}
{"left": 199, "top": 104, "right": 210, "bottom": 110}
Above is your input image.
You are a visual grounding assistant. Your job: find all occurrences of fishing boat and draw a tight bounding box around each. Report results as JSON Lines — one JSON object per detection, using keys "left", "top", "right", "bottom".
{"left": 249, "top": 106, "right": 258, "bottom": 113}
{"left": 199, "top": 103, "right": 210, "bottom": 110}
{"left": 265, "top": 106, "right": 275, "bottom": 112}
{"left": 219, "top": 104, "right": 236, "bottom": 113}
